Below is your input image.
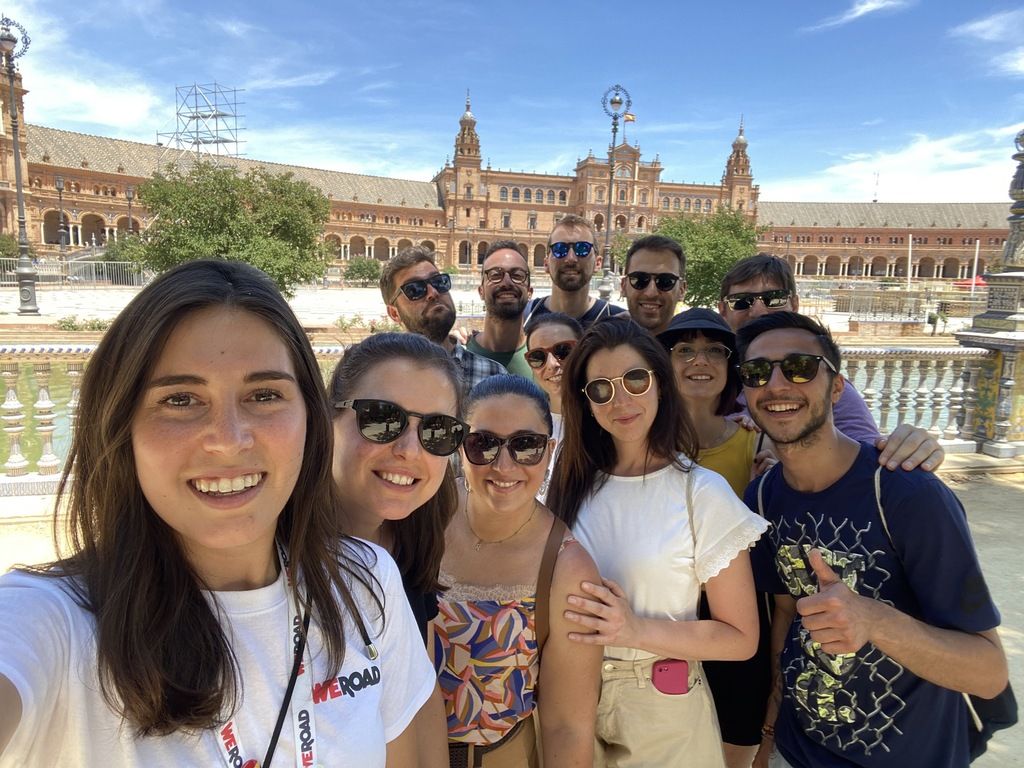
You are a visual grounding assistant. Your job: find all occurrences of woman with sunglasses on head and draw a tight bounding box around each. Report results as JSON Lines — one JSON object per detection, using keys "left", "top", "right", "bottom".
{"left": 548, "top": 317, "right": 768, "bottom": 768}
{"left": 0, "top": 261, "right": 436, "bottom": 767}
{"left": 329, "top": 332, "right": 463, "bottom": 765}
{"left": 433, "top": 374, "right": 602, "bottom": 767}
{"left": 657, "top": 307, "right": 776, "bottom": 768}
{"left": 524, "top": 312, "right": 584, "bottom": 467}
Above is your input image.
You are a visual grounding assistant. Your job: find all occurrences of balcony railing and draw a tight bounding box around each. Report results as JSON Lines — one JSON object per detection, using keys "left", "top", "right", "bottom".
{"left": 0, "top": 343, "right": 1001, "bottom": 492}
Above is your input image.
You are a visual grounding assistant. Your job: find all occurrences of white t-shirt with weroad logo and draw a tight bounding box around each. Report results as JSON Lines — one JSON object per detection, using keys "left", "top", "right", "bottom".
{"left": 0, "top": 541, "right": 434, "bottom": 767}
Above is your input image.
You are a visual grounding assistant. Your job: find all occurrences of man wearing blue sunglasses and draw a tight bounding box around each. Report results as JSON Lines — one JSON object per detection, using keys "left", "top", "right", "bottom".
{"left": 523, "top": 214, "right": 626, "bottom": 330}
{"left": 381, "top": 246, "right": 506, "bottom": 397}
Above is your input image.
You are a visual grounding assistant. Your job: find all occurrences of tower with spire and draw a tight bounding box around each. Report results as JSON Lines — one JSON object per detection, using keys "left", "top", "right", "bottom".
{"left": 454, "top": 91, "right": 481, "bottom": 170}
{"left": 720, "top": 118, "right": 758, "bottom": 215}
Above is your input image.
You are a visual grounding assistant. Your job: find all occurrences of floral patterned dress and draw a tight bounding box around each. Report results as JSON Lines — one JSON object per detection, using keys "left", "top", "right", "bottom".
{"left": 431, "top": 571, "right": 540, "bottom": 746}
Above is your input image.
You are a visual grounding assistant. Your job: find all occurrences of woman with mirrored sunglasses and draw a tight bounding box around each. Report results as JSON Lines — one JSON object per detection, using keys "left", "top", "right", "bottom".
{"left": 329, "top": 332, "right": 461, "bottom": 764}
{"left": 547, "top": 317, "right": 767, "bottom": 768}
{"left": 657, "top": 308, "right": 778, "bottom": 768}
{"left": 433, "top": 374, "right": 601, "bottom": 767}
{"left": 524, "top": 312, "right": 584, "bottom": 497}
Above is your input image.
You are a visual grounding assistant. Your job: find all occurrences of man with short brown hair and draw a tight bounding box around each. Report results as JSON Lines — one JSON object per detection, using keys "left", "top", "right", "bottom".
{"left": 381, "top": 245, "right": 505, "bottom": 396}
{"left": 523, "top": 215, "right": 626, "bottom": 329}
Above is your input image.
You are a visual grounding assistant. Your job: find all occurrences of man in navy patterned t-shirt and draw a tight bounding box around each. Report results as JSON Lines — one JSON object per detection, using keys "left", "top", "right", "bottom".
{"left": 737, "top": 311, "right": 1007, "bottom": 768}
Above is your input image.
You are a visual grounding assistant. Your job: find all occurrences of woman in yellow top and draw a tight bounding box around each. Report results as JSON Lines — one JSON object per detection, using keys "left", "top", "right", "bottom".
{"left": 657, "top": 307, "right": 773, "bottom": 768}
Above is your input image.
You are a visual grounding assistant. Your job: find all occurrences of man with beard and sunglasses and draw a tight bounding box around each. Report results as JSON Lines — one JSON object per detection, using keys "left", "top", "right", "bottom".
{"left": 382, "top": 246, "right": 506, "bottom": 398}
{"left": 464, "top": 241, "right": 535, "bottom": 378}
{"left": 621, "top": 234, "right": 686, "bottom": 336}
{"left": 718, "top": 253, "right": 945, "bottom": 474}
{"left": 523, "top": 214, "right": 627, "bottom": 329}
{"left": 736, "top": 312, "right": 1007, "bottom": 768}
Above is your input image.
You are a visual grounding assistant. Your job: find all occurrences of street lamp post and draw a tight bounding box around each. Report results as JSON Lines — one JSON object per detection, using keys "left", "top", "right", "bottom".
{"left": 598, "top": 84, "right": 631, "bottom": 301}
{"left": 125, "top": 185, "right": 134, "bottom": 235}
{"left": 55, "top": 175, "right": 66, "bottom": 259}
{"left": 0, "top": 16, "right": 36, "bottom": 314}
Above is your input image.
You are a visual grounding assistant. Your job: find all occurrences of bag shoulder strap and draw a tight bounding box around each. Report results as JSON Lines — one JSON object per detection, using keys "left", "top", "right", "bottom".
{"left": 534, "top": 516, "right": 569, "bottom": 654}
{"left": 756, "top": 463, "right": 775, "bottom": 517}
{"left": 871, "top": 466, "right": 988, "bottom": 733}
{"left": 686, "top": 463, "right": 697, "bottom": 552}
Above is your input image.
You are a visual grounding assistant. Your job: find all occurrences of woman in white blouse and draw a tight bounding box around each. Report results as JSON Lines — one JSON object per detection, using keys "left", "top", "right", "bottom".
{"left": 547, "top": 317, "right": 768, "bottom": 768}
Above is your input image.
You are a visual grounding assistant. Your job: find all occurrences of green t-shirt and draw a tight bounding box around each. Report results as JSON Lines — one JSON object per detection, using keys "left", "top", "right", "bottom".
{"left": 466, "top": 334, "right": 533, "bottom": 379}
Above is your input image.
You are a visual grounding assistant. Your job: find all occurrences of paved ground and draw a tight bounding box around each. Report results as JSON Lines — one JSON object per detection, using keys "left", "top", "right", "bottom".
{"left": 1, "top": 473, "right": 1021, "bottom": 763}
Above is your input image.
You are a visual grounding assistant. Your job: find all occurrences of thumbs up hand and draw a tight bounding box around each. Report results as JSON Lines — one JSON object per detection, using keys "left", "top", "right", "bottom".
{"left": 796, "top": 548, "right": 876, "bottom": 655}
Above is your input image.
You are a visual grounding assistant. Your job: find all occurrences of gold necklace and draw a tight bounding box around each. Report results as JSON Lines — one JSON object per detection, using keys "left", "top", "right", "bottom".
{"left": 465, "top": 500, "right": 538, "bottom": 551}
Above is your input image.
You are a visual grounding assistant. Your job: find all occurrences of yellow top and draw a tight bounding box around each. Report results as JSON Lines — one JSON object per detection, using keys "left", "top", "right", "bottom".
{"left": 697, "top": 426, "right": 759, "bottom": 498}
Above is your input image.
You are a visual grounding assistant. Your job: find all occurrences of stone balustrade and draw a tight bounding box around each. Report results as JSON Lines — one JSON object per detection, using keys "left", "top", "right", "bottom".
{"left": 0, "top": 343, "right": 1004, "bottom": 491}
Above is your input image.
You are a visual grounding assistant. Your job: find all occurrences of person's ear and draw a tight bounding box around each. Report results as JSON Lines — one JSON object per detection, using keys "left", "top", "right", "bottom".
{"left": 386, "top": 304, "right": 402, "bottom": 324}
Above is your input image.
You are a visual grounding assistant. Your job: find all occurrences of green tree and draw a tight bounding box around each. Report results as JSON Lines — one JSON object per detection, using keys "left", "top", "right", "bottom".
{"left": 0, "top": 233, "right": 36, "bottom": 260}
{"left": 127, "top": 162, "right": 331, "bottom": 294}
{"left": 344, "top": 256, "right": 382, "bottom": 287}
{"left": 608, "top": 230, "right": 633, "bottom": 272}
{"left": 655, "top": 206, "right": 763, "bottom": 308}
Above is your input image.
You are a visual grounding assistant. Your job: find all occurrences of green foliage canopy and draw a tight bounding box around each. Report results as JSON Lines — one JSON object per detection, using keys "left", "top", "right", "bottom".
{"left": 344, "top": 256, "right": 382, "bottom": 287}
{"left": 655, "top": 207, "right": 763, "bottom": 308}
{"left": 126, "top": 162, "right": 331, "bottom": 294}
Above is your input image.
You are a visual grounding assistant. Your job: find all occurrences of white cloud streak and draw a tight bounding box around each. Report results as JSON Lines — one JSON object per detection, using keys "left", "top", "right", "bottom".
{"left": 804, "top": 0, "right": 911, "bottom": 32}
{"left": 951, "top": 9, "right": 1024, "bottom": 78}
{"left": 761, "top": 123, "right": 1023, "bottom": 203}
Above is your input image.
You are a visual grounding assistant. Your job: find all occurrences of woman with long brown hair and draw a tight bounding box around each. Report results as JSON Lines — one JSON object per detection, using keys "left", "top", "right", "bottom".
{"left": 548, "top": 317, "right": 768, "bottom": 768}
{"left": 0, "top": 260, "right": 436, "bottom": 766}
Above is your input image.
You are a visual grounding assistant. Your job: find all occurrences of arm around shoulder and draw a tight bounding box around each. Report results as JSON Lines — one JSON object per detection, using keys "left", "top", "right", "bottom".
{"left": 540, "top": 540, "right": 602, "bottom": 768}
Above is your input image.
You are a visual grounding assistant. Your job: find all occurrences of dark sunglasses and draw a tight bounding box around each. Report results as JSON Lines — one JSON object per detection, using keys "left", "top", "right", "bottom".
{"left": 627, "top": 271, "right": 681, "bottom": 292}
{"left": 463, "top": 430, "right": 549, "bottom": 466}
{"left": 483, "top": 267, "right": 529, "bottom": 285}
{"left": 335, "top": 398, "right": 466, "bottom": 456}
{"left": 549, "top": 241, "right": 595, "bottom": 259}
{"left": 583, "top": 367, "right": 654, "bottom": 405}
{"left": 737, "top": 354, "right": 838, "bottom": 388}
{"left": 723, "top": 289, "right": 791, "bottom": 311}
{"left": 393, "top": 272, "right": 452, "bottom": 302}
{"left": 524, "top": 340, "right": 577, "bottom": 369}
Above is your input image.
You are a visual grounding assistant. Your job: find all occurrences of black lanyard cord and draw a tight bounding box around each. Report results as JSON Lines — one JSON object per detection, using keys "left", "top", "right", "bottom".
{"left": 262, "top": 607, "right": 311, "bottom": 768}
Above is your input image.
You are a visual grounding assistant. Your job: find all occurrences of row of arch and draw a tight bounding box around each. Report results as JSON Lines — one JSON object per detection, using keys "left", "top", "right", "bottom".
{"left": 39, "top": 210, "right": 140, "bottom": 247}
{"left": 322, "top": 235, "right": 551, "bottom": 268}
{"left": 497, "top": 187, "right": 568, "bottom": 205}
{"left": 783, "top": 253, "right": 987, "bottom": 278}
{"left": 663, "top": 197, "right": 713, "bottom": 212}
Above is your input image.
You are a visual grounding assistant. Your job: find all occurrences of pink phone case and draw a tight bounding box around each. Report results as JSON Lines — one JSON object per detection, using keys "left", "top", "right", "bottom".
{"left": 651, "top": 659, "right": 689, "bottom": 695}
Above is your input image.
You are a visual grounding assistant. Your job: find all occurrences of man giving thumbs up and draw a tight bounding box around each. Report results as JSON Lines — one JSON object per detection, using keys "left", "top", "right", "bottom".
{"left": 735, "top": 312, "right": 1007, "bottom": 768}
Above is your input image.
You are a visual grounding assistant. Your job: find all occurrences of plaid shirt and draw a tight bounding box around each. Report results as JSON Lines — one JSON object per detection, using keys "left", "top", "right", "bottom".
{"left": 451, "top": 343, "right": 507, "bottom": 397}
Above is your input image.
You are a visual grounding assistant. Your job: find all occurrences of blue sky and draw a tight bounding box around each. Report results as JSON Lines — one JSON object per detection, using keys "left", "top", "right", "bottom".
{"left": 6, "top": 0, "right": 1024, "bottom": 202}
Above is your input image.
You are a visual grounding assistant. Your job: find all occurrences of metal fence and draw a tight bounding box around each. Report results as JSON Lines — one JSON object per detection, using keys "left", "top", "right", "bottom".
{"left": 0, "top": 259, "right": 150, "bottom": 289}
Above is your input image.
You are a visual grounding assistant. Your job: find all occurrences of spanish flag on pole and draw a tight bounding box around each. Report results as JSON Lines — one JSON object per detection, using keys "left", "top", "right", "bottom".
{"left": 624, "top": 112, "right": 636, "bottom": 122}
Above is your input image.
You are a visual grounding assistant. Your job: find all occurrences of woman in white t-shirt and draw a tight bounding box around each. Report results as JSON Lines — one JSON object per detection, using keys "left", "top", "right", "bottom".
{"left": 547, "top": 316, "right": 768, "bottom": 768}
{"left": 0, "top": 260, "right": 437, "bottom": 767}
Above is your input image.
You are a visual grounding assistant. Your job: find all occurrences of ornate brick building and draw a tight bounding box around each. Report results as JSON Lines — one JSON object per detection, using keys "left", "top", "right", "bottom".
{"left": 0, "top": 73, "right": 1008, "bottom": 279}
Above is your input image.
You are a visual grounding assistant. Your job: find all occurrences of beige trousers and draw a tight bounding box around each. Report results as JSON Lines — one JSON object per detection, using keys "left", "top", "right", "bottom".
{"left": 593, "top": 657, "right": 726, "bottom": 768}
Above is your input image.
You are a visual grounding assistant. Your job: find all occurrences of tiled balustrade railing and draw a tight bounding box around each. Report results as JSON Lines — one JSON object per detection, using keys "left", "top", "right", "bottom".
{"left": 0, "top": 344, "right": 1001, "bottom": 487}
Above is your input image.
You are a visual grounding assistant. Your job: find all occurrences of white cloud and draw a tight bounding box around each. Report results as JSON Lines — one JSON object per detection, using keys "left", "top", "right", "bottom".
{"left": 213, "top": 18, "right": 258, "bottom": 38}
{"left": 950, "top": 9, "right": 1024, "bottom": 42}
{"left": 950, "top": 10, "right": 1024, "bottom": 78}
{"left": 803, "top": 0, "right": 911, "bottom": 32}
{"left": 243, "top": 70, "right": 338, "bottom": 92}
{"left": 243, "top": 123, "right": 443, "bottom": 181}
{"left": 761, "top": 124, "right": 1024, "bottom": 203}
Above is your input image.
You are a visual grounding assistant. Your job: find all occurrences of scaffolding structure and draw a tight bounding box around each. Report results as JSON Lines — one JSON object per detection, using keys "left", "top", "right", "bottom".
{"left": 156, "top": 82, "right": 245, "bottom": 166}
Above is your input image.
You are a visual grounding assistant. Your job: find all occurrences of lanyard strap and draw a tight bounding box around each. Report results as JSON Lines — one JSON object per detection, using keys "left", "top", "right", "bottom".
{"left": 214, "top": 543, "right": 316, "bottom": 768}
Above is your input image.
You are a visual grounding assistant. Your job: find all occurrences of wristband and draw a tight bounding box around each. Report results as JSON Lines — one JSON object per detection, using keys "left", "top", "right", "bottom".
{"left": 761, "top": 723, "right": 775, "bottom": 739}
